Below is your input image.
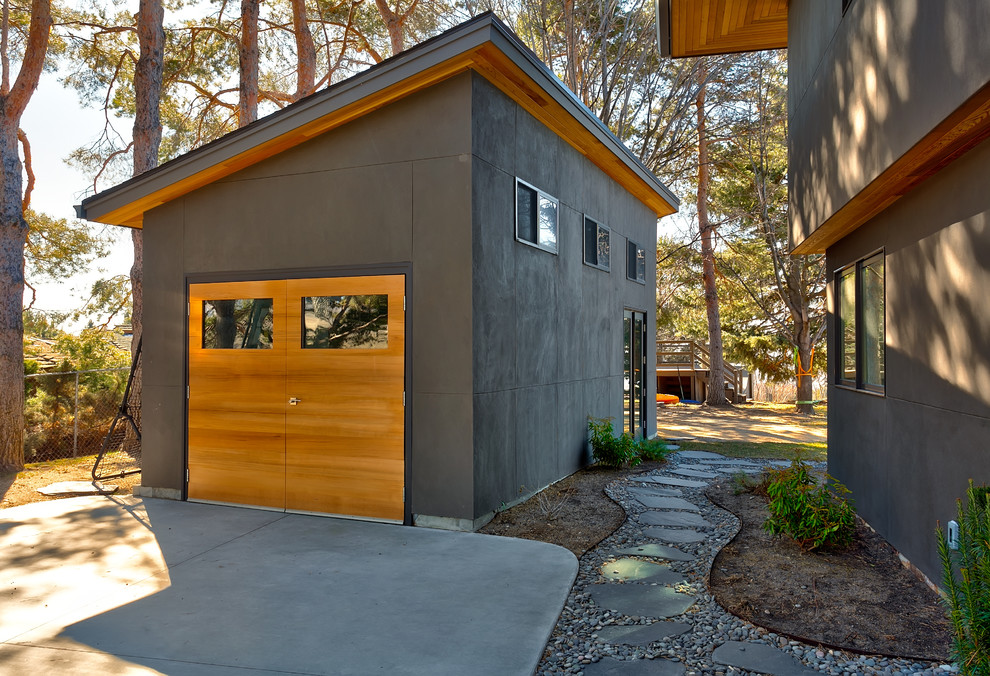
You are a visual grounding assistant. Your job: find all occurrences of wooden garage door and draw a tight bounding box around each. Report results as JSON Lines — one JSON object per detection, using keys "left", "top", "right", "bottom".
{"left": 188, "top": 275, "right": 405, "bottom": 521}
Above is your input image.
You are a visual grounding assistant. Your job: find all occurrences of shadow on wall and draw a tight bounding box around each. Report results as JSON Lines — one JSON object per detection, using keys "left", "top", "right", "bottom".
{"left": 790, "top": 0, "right": 990, "bottom": 243}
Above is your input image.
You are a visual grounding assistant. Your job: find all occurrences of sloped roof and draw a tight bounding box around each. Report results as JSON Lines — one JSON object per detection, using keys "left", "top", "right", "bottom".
{"left": 78, "top": 13, "right": 678, "bottom": 227}
{"left": 657, "top": 0, "right": 788, "bottom": 58}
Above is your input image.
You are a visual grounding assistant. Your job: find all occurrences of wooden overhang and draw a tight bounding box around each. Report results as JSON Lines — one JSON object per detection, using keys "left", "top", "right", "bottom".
{"left": 792, "top": 79, "right": 990, "bottom": 253}
{"left": 77, "top": 13, "right": 678, "bottom": 229}
{"left": 656, "top": 0, "right": 788, "bottom": 58}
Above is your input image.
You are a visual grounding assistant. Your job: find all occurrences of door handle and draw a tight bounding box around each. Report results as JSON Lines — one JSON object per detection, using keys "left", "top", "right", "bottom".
{"left": 289, "top": 397, "right": 301, "bottom": 405}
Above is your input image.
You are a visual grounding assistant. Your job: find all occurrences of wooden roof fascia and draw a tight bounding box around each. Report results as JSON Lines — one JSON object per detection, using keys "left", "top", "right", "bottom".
{"left": 79, "top": 15, "right": 677, "bottom": 228}
{"left": 659, "top": 0, "right": 787, "bottom": 58}
{"left": 792, "top": 79, "right": 990, "bottom": 254}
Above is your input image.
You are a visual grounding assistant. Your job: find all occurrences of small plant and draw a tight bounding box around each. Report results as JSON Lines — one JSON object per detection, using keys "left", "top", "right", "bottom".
{"left": 937, "top": 480, "right": 990, "bottom": 675}
{"left": 536, "top": 487, "right": 574, "bottom": 521}
{"left": 731, "top": 470, "right": 769, "bottom": 496}
{"left": 634, "top": 436, "right": 670, "bottom": 462}
{"left": 761, "top": 459, "right": 856, "bottom": 551}
{"left": 587, "top": 417, "right": 639, "bottom": 468}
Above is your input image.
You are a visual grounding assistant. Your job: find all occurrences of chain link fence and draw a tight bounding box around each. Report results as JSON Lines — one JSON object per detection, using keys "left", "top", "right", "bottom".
{"left": 24, "top": 367, "right": 133, "bottom": 463}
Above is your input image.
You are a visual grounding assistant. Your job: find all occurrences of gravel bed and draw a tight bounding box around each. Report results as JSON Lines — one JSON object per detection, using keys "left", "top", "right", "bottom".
{"left": 536, "top": 453, "right": 958, "bottom": 676}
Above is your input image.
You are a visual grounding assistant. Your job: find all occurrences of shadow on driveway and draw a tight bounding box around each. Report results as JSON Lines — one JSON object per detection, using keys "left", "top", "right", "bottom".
{"left": 1, "top": 496, "right": 577, "bottom": 675}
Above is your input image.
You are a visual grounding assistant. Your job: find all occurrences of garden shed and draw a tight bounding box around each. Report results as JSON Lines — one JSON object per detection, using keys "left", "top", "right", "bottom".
{"left": 77, "top": 14, "right": 678, "bottom": 530}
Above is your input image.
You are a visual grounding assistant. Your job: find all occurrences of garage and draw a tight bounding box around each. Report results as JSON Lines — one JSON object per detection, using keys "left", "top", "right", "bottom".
{"left": 187, "top": 275, "right": 405, "bottom": 521}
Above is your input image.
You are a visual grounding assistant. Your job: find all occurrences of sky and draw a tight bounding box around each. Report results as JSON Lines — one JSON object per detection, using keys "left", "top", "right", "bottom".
{"left": 21, "top": 72, "right": 135, "bottom": 331}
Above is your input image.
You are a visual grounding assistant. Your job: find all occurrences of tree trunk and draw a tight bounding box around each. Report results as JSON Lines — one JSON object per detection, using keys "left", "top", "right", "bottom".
{"left": 696, "top": 64, "right": 728, "bottom": 406}
{"left": 290, "top": 0, "right": 315, "bottom": 101}
{"left": 131, "top": 0, "right": 164, "bottom": 437}
{"left": 0, "top": 0, "right": 51, "bottom": 473}
{"left": 795, "top": 312, "right": 815, "bottom": 414}
{"left": 373, "top": 0, "right": 412, "bottom": 57}
{"left": 238, "top": 0, "right": 259, "bottom": 126}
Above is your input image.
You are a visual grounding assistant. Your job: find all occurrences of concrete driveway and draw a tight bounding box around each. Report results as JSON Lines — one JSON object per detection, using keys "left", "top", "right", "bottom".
{"left": 0, "top": 496, "right": 577, "bottom": 675}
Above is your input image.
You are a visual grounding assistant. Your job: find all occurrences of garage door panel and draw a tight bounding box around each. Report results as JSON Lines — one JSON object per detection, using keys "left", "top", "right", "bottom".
{"left": 188, "top": 275, "right": 404, "bottom": 521}
{"left": 284, "top": 275, "right": 405, "bottom": 520}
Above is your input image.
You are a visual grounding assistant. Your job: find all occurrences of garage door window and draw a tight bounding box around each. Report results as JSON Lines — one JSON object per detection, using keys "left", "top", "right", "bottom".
{"left": 202, "top": 298, "right": 274, "bottom": 349}
{"left": 302, "top": 294, "right": 389, "bottom": 349}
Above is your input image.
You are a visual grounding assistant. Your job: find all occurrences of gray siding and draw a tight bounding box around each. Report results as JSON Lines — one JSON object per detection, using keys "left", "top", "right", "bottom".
{"left": 141, "top": 74, "right": 476, "bottom": 521}
{"left": 789, "top": 0, "right": 990, "bottom": 248}
{"left": 141, "top": 69, "right": 662, "bottom": 529}
{"left": 827, "top": 135, "right": 990, "bottom": 583}
{"left": 470, "top": 75, "right": 658, "bottom": 517}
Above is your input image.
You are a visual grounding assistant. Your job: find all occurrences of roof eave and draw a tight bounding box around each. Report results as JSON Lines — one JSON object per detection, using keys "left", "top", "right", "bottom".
{"left": 78, "top": 14, "right": 677, "bottom": 227}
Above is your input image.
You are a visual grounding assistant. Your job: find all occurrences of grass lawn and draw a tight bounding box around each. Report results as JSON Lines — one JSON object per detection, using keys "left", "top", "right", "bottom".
{"left": 672, "top": 439, "right": 827, "bottom": 463}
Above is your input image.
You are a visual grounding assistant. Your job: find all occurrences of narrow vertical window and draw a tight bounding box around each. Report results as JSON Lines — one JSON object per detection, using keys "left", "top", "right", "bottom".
{"left": 626, "top": 240, "right": 646, "bottom": 283}
{"left": 583, "top": 216, "right": 610, "bottom": 271}
{"left": 861, "top": 254, "right": 885, "bottom": 389}
{"left": 837, "top": 267, "right": 856, "bottom": 385}
{"left": 835, "top": 251, "right": 884, "bottom": 393}
{"left": 515, "top": 179, "right": 558, "bottom": 253}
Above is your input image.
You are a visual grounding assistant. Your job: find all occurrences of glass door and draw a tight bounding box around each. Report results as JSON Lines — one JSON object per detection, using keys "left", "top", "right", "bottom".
{"left": 623, "top": 310, "right": 647, "bottom": 438}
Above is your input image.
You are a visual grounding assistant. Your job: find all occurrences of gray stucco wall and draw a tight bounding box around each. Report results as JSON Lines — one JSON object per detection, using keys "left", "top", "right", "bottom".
{"left": 470, "top": 75, "right": 658, "bottom": 518}
{"left": 141, "top": 73, "right": 475, "bottom": 521}
{"left": 789, "top": 0, "right": 990, "bottom": 248}
{"left": 827, "top": 135, "right": 990, "bottom": 583}
{"left": 140, "top": 69, "right": 663, "bottom": 528}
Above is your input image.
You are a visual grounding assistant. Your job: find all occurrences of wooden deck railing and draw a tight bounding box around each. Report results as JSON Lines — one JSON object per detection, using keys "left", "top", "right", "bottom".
{"left": 657, "top": 339, "right": 746, "bottom": 402}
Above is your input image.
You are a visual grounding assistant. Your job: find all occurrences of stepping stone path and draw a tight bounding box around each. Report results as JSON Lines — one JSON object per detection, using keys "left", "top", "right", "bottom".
{"left": 632, "top": 495, "right": 699, "bottom": 511}
{"left": 713, "top": 641, "right": 820, "bottom": 675}
{"left": 631, "top": 476, "right": 707, "bottom": 488}
{"left": 638, "top": 511, "right": 712, "bottom": 528}
{"left": 535, "top": 450, "right": 944, "bottom": 676}
{"left": 613, "top": 544, "right": 695, "bottom": 562}
{"left": 599, "top": 559, "right": 686, "bottom": 584}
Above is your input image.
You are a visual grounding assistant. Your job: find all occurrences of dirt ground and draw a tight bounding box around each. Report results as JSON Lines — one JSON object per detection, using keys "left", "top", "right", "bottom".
{"left": 707, "top": 479, "right": 952, "bottom": 660}
{"left": 1, "top": 458, "right": 140, "bottom": 509}
{"left": 659, "top": 402, "right": 827, "bottom": 444}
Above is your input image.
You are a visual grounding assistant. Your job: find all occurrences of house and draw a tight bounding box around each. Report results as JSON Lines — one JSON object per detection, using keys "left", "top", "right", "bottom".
{"left": 658, "top": 0, "right": 990, "bottom": 583}
{"left": 77, "top": 14, "right": 678, "bottom": 530}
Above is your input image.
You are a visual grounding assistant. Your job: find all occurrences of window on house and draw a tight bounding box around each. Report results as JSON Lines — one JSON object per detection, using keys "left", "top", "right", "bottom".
{"left": 583, "top": 217, "right": 610, "bottom": 270}
{"left": 516, "top": 179, "right": 558, "bottom": 253}
{"left": 626, "top": 239, "right": 646, "bottom": 283}
{"left": 836, "top": 252, "right": 885, "bottom": 392}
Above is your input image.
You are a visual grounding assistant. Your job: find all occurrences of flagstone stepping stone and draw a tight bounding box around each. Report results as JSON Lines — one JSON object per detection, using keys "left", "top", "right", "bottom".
{"left": 643, "top": 527, "right": 706, "bottom": 543}
{"left": 596, "top": 622, "right": 692, "bottom": 645}
{"left": 614, "top": 543, "right": 694, "bottom": 562}
{"left": 581, "top": 656, "right": 685, "bottom": 675}
{"left": 600, "top": 558, "right": 686, "bottom": 584}
{"left": 626, "top": 485, "right": 683, "bottom": 498}
{"left": 670, "top": 468, "right": 719, "bottom": 479}
{"left": 634, "top": 495, "right": 700, "bottom": 511}
{"left": 674, "top": 450, "right": 725, "bottom": 460}
{"left": 712, "top": 641, "right": 819, "bottom": 675}
{"left": 632, "top": 476, "right": 707, "bottom": 488}
{"left": 702, "top": 459, "right": 764, "bottom": 466}
{"left": 638, "top": 511, "right": 712, "bottom": 528}
{"left": 588, "top": 584, "right": 695, "bottom": 618}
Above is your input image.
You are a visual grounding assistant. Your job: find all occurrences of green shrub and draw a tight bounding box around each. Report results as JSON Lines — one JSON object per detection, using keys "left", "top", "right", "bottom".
{"left": 587, "top": 417, "right": 639, "bottom": 468}
{"left": 587, "top": 417, "right": 671, "bottom": 468}
{"left": 634, "top": 436, "right": 670, "bottom": 462}
{"left": 762, "top": 459, "right": 856, "bottom": 551}
{"left": 937, "top": 480, "right": 990, "bottom": 675}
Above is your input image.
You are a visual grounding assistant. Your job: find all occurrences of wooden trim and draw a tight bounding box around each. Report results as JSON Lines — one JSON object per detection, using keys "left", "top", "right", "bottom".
{"left": 667, "top": 0, "right": 787, "bottom": 58}
{"left": 793, "top": 80, "right": 990, "bottom": 254}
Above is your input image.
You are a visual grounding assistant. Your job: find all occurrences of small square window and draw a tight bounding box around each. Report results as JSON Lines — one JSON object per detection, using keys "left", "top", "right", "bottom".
{"left": 202, "top": 298, "right": 274, "bottom": 349}
{"left": 626, "top": 239, "right": 646, "bottom": 284}
{"left": 515, "top": 179, "right": 558, "bottom": 253}
{"left": 583, "top": 217, "right": 610, "bottom": 271}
